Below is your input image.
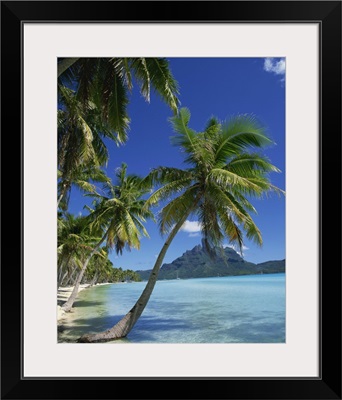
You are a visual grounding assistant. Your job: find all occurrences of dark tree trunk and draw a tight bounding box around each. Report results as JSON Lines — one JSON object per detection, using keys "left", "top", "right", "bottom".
{"left": 78, "top": 212, "right": 190, "bottom": 343}
{"left": 89, "top": 272, "right": 98, "bottom": 287}
{"left": 57, "top": 182, "right": 70, "bottom": 210}
{"left": 57, "top": 265, "right": 64, "bottom": 288}
{"left": 58, "top": 270, "right": 68, "bottom": 289}
{"left": 64, "top": 265, "right": 77, "bottom": 287}
{"left": 62, "top": 233, "right": 107, "bottom": 312}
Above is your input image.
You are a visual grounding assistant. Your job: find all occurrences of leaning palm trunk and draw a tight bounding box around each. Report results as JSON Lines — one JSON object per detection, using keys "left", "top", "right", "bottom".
{"left": 88, "top": 272, "right": 98, "bottom": 287}
{"left": 57, "top": 263, "right": 65, "bottom": 288}
{"left": 78, "top": 212, "right": 190, "bottom": 343}
{"left": 57, "top": 191, "right": 65, "bottom": 209}
{"left": 61, "top": 233, "right": 107, "bottom": 312}
{"left": 64, "top": 264, "right": 78, "bottom": 287}
{"left": 57, "top": 192, "right": 65, "bottom": 210}
{"left": 58, "top": 270, "right": 68, "bottom": 289}
{"left": 57, "top": 182, "right": 69, "bottom": 210}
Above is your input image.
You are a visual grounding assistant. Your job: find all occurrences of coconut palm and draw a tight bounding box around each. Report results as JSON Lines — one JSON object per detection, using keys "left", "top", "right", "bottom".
{"left": 78, "top": 107, "right": 285, "bottom": 343}
{"left": 58, "top": 58, "right": 180, "bottom": 210}
{"left": 58, "top": 57, "right": 180, "bottom": 143}
{"left": 58, "top": 84, "right": 116, "bottom": 209}
{"left": 57, "top": 213, "right": 101, "bottom": 289}
{"left": 85, "top": 249, "right": 112, "bottom": 286}
{"left": 61, "top": 163, "right": 153, "bottom": 312}
{"left": 57, "top": 165, "right": 109, "bottom": 211}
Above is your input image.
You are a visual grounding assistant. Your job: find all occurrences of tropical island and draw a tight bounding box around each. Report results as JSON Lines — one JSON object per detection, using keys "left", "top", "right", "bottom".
{"left": 136, "top": 239, "right": 285, "bottom": 281}
{"left": 57, "top": 57, "right": 286, "bottom": 343}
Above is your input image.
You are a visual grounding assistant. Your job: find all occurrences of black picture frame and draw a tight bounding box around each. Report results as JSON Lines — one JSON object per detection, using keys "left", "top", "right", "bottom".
{"left": 1, "top": 1, "right": 341, "bottom": 399}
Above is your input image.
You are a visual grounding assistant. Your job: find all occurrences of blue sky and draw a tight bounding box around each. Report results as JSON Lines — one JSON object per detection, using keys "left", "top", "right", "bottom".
{"left": 67, "top": 57, "right": 286, "bottom": 270}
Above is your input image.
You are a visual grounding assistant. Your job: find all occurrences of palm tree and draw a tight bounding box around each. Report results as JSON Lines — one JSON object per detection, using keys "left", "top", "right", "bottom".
{"left": 58, "top": 57, "right": 180, "bottom": 143}
{"left": 61, "top": 163, "right": 153, "bottom": 312}
{"left": 85, "top": 249, "right": 112, "bottom": 286}
{"left": 58, "top": 84, "right": 115, "bottom": 209}
{"left": 78, "top": 107, "right": 285, "bottom": 342}
{"left": 58, "top": 58, "right": 180, "bottom": 211}
{"left": 57, "top": 164, "right": 109, "bottom": 211}
{"left": 57, "top": 213, "right": 99, "bottom": 289}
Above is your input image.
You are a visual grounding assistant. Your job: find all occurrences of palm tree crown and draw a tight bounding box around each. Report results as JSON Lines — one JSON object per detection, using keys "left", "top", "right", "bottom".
{"left": 58, "top": 57, "right": 180, "bottom": 143}
{"left": 146, "top": 107, "right": 284, "bottom": 255}
{"left": 57, "top": 84, "right": 114, "bottom": 209}
{"left": 86, "top": 163, "right": 154, "bottom": 255}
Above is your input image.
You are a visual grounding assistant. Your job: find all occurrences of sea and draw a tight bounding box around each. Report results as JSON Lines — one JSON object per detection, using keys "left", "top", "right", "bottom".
{"left": 58, "top": 273, "right": 285, "bottom": 344}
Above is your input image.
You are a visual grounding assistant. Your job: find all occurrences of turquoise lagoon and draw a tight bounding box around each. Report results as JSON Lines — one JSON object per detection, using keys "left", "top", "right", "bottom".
{"left": 58, "top": 273, "right": 285, "bottom": 343}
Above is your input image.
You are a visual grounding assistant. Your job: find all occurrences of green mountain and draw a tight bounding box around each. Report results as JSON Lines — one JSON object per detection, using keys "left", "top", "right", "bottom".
{"left": 136, "top": 240, "right": 285, "bottom": 281}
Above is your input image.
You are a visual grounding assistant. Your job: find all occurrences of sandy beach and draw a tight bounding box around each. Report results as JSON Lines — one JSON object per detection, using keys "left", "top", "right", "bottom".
{"left": 57, "top": 283, "right": 111, "bottom": 322}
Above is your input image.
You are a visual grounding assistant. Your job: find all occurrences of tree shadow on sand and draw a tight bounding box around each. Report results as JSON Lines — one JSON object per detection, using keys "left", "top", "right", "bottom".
{"left": 58, "top": 314, "right": 193, "bottom": 343}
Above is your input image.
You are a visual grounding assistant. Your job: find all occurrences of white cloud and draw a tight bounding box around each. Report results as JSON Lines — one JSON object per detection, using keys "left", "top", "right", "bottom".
{"left": 180, "top": 220, "right": 202, "bottom": 233}
{"left": 263, "top": 58, "right": 285, "bottom": 75}
{"left": 189, "top": 232, "right": 201, "bottom": 238}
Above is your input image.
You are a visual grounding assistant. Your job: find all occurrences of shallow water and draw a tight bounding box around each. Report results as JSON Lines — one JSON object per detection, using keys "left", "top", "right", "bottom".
{"left": 58, "top": 273, "right": 285, "bottom": 343}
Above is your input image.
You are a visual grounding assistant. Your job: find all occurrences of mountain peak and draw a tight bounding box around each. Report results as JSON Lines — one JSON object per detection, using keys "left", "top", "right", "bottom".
{"left": 136, "top": 243, "right": 285, "bottom": 281}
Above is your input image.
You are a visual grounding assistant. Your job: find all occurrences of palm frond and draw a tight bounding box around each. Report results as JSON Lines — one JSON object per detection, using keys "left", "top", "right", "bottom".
{"left": 242, "top": 217, "right": 263, "bottom": 247}
{"left": 238, "top": 177, "right": 285, "bottom": 197}
{"left": 169, "top": 108, "right": 198, "bottom": 151}
{"left": 204, "top": 116, "right": 221, "bottom": 140}
{"left": 75, "top": 180, "right": 97, "bottom": 194}
{"left": 90, "top": 132, "right": 109, "bottom": 166}
{"left": 81, "top": 163, "right": 153, "bottom": 256}
{"left": 216, "top": 211, "right": 244, "bottom": 255}
{"left": 85, "top": 167, "right": 110, "bottom": 183}
{"left": 101, "top": 63, "right": 130, "bottom": 143}
{"left": 75, "top": 58, "right": 99, "bottom": 107}
{"left": 158, "top": 185, "right": 199, "bottom": 235}
{"left": 210, "top": 168, "right": 265, "bottom": 196}
{"left": 144, "top": 58, "right": 180, "bottom": 113}
{"left": 145, "top": 166, "right": 193, "bottom": 186}
{"left": 144, "top": 176, "right": 194, "bottom": 209}
{"left": 106, "top": 209, "right": 140, "bottom": 253}
{"left": 228, "top": 153, "right": 281, "bottom": 174}
{"left": 111, "top": 58, "right": 133, "bottom": 91}
{"left": 209, "top": 184, "right": 262, "bottom": 247}
{"left": 206, "top": 183, "right": 250, "bottom": 224}
{"left": 214, "top": 189, "right": 262, "bottom": 248}
{"left": 228, "top": 192, "right": 257, "bottom": 214}
{"left": 130, "top": 215, "right": 151, "bottom": 238}
{"left": 129, "top": 58, "right": 151, "bottom": 101}
{"left": 215, "top": 115, "right": 274, "bottom": 163}
{"left": 197, "top": 195, "right": 224, "bottom": 253}
{"left": 76, "top": 115, "right": 96, "bottom": 164}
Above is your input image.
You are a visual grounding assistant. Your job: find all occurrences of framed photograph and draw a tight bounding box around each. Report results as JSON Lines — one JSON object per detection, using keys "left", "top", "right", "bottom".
{"left": 1, "top": 1, "right": 341, "bottom": 399}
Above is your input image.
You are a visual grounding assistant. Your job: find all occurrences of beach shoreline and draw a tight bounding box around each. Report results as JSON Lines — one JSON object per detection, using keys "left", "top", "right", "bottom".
{"left": 57, "top": 282, "right": 111, "bottom": 322}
